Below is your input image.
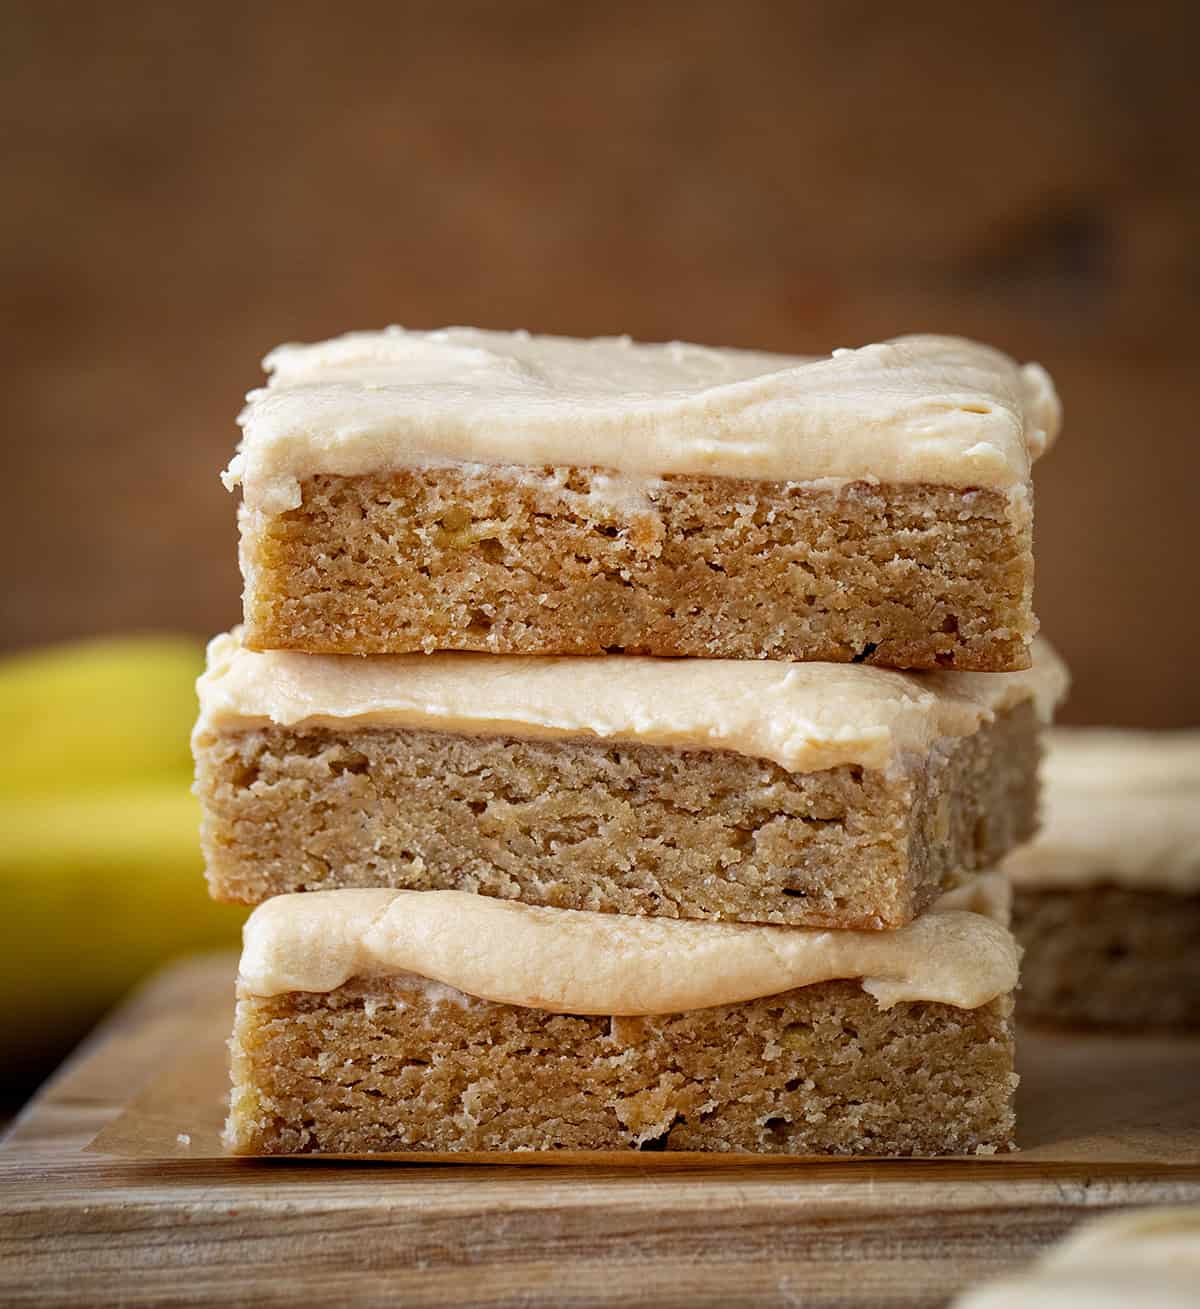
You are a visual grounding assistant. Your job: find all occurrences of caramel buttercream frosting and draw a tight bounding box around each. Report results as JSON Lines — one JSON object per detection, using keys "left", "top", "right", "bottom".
{"left": 955, "top": 1206, "right": 1200, "bottom": 1308}
{"left": 237, "top": 874, "right": 1018, "bottom": 1013}
{"left": 224, "top": 328, "right": 1061, "bottom": 514}
{"left": 195, "top": 630, "right": 1067, "bottom": 775}
{"left": 1005, "top": 728, "right": 1200, "bottom": 893}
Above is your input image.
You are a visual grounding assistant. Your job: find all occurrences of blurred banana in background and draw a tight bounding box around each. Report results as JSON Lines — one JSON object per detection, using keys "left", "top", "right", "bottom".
{"left": 0, "top": 636, "right": 244, "bottom": 1092}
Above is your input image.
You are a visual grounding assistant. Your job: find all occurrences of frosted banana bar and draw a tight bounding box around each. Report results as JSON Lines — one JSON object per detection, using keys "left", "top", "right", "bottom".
{"left": 1005, "top": 728, "right": 1200, "bottom": 1029}
{"left": 194, "top": 631, "right": 1067, "bottom": 929}
{"left": 225, "top": 877, "right": 1019, "bottom": 1157}
{"left": 225, "top": 329, "right": 1060, "bottom": 669}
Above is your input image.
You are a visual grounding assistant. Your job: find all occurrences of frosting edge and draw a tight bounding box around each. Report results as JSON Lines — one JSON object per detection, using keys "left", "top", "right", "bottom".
{"left": 237, "top": 875, "right": 1019, "bottom": 1015}
{"left": 195, "top": 630, "right": 1069, "bottom": 776}
{"left": 225, "top": 330, "right": 1061, "bottom": 512}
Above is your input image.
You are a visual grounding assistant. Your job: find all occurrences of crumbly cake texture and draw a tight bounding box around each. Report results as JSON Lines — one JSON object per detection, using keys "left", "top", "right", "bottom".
{"left": 226, "top": 979, "right": 1016, "bottom": 1157}
{"left": 237, "top": 470, "right": 1036, "bottom": 668}
{"left": 197, "top": 701, "right": 1038, "bottom": 929}
{"left": 1012, "top": 886, "right": 1200, "bottom": 1030}
{"left": 228, "top": 329, "right": 1060, "bottom": 668}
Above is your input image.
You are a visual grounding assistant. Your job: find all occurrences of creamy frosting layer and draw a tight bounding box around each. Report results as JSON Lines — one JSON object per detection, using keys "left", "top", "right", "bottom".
{"left": 955, "top": 1207, "right": 1200, "bottom": 1309}
{"left": 1005, "top": 728, "right": 1200, "bottom": 893}
{"left": 195, "top": 630, "right": 1067, "bottom": 775}
{"left": 224, "top": 328, "right": 1061, "bottom": 514}
{"left": 237, "top": 874, "right": 1018, "bottom": 1013}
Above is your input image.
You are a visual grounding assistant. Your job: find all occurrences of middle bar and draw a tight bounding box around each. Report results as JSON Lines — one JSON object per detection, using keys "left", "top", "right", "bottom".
{"left": 194, "top": 631, "right": 1067, "bottom": 929}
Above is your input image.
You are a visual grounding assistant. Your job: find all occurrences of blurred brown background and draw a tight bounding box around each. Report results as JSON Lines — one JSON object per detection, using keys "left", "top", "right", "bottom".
{"left": 3, "top": 1, "right": 1198, "bottom": 723}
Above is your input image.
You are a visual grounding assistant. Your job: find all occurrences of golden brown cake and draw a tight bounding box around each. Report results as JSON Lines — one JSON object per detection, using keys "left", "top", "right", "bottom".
{"left": 1006, "top": 728, "right": 1200, "bottom": 1029}
{"left": 225, "top": 878, "right": 1019, "bottom": 1157}
{"left": 195, "top": 632, "right": 1066, "bottom": 928}
{"left": 226, "top": 330, "right": 1060, "bottom": 669}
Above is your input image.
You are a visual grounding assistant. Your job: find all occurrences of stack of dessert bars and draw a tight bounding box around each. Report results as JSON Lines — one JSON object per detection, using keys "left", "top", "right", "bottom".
{"left": 193, "top": 329, "right": 1068, "bottom": 1157}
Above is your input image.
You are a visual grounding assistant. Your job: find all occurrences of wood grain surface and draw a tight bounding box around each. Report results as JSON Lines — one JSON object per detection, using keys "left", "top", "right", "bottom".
{"left": 1, "top": 955, "right": 1197, "bottom": 1307}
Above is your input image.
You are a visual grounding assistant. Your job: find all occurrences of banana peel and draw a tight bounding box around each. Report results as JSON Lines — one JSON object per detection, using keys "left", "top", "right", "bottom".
{"left": 1, "top": 783, "right": 245, "bottom": 1065}
{"left": 0, "top": 637, "right": 245, "bottom": 1080}
{"left": 0, "top": 635, "right": 203, "bottom": 796}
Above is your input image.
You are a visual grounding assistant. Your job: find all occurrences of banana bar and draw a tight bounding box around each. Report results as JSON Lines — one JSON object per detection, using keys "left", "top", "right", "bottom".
{"left": 194, "top": 632, "right": 1066, "bottom": 929}
{"left": 226, "top": 877, "right": 1019, "bottom": 1157}
{"left": 225, "top": 329, "right": 1060, "bottom": 670}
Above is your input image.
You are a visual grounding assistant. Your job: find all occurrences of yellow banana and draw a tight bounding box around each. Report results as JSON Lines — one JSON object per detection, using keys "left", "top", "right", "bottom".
{"left": 0, "top": 635, "right": 205, "bottom": 796}
{"left": 0, "top": 638, "right": 244, "bottom": 1074}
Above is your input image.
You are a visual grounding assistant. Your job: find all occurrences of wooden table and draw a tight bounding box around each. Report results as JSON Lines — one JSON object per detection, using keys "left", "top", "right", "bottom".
{"left": 1, "top": 954, "right": 1198, "bottom": 1307}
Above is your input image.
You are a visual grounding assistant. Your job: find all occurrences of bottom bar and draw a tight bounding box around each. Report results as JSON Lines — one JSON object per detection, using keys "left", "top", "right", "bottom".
{"left": 225, "top": 878, "right": 1019, "bottom": 1158}
{"left": 228, "top": 979, "right": 1015, "bottom": 1157}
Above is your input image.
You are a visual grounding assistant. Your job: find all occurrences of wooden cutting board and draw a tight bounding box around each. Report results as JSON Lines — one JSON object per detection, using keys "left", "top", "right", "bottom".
{"left": 1, "top": 953, "right": 1198, "bottom": 1308}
